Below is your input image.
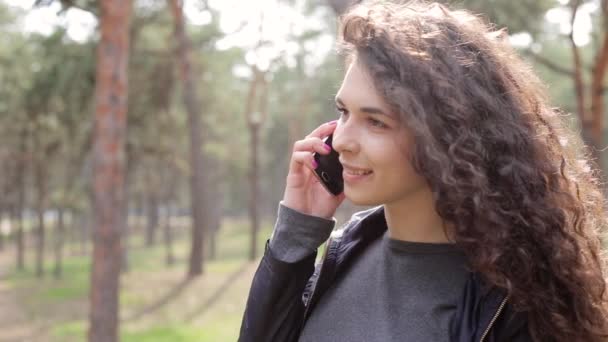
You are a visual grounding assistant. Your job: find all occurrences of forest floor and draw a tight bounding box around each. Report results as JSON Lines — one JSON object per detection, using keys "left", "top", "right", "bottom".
{"left": 0, "top": 217, "right": 272, "bottom": 342}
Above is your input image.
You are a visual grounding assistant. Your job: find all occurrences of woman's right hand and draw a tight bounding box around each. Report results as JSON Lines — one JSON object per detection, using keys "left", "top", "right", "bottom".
{"left": 281, "top": 120, "right": 346, "bottom": 219}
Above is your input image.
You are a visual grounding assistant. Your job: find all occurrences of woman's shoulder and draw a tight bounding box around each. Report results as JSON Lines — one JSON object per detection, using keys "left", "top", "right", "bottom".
{"left": 350, "top": 205, "right": 384, "bottom": 222}
{"left": 333, "top": 205, "right": 386, "bottom": 241}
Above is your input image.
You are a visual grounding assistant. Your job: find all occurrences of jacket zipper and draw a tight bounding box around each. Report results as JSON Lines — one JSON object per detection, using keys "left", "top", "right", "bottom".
{"left": 479, "top": 295, "right": 509, "bottom": 342}
{"left": 302, "top": 235, "right": 334, "bottom": 320}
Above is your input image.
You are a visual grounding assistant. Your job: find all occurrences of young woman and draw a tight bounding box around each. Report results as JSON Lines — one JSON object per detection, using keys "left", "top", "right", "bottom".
{"left": 239, "top": 1, "right": 608, "bottom": 341}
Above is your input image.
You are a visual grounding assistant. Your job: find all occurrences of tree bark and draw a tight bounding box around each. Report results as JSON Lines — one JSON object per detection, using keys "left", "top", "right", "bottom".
{"left": 55, "top": 145, "right": 82, "bottom": 278}
{"left": 163, "top": 202, "right": 175, "bottom": 266}
{"left": 53, "top": 208, "right": 65, "bottom": 278}
{"left": 34, "top": 147, "right": 46, "bottom": 278}
{"left": 14, "top": 129, "right": 26, "bottom": 271}
{"left": 168, "top": 0, "right": 208, "bottom": 277}
{"left": 244, "top": 66, "right": 268, "bottom": 261}
{"left": 568, "top": 0, "right": 607, "bottom": 168}
{"left": 162, "top": 161, "right": 177, "bottom": 266}
{"left": 0, "top": 210, "right": 5, "bottom": 252}
{"left": 80, "top": 214, "right": 90, "bottom": 256}
{"left": 248, "top": 122, "right": 260, "bottom": 260}
{"left": 88, "top": 0, "right": 132, "bottom": 341}
{"left": 144, "top": 170, "right": 159, "bottom": 246}
{"left": 120, "top": 147, "right": 134, "bottom": 273}
{"left": 208, "top": 159, "right": 222, "bottom": 261}
{"left": 569, "top": 2, "right": 589, "bottom": 131}
{"left": 244, "top": 66, "right": 262, "bottom": 261}
{"left": 590, "top": 32, "right": 608, "bottom": 165}
{"left": 12, "top": 204, "right": 24, "bottom": 271}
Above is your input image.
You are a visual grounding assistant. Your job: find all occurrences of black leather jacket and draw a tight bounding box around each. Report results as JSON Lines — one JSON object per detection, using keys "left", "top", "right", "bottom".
{"left": 239, "top": 206, "right": 532, "bottom": 342}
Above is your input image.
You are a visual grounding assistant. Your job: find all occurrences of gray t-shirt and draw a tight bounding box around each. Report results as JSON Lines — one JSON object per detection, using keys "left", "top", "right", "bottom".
{"left": 269, "top": 203, "right": 470, "bottom": 342}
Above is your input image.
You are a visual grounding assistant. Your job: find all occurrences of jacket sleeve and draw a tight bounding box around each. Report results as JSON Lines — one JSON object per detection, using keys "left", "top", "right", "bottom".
{"left": 238, "top": 240, "right": 317, "bottom": 342}
{"left": 238, "top": 204, "right": 335, "bottom": 342}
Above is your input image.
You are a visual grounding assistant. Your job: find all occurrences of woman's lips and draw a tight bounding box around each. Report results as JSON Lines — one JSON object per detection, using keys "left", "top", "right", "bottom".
{"left": 342, "top": 168, "right": 373, "bottom": 183}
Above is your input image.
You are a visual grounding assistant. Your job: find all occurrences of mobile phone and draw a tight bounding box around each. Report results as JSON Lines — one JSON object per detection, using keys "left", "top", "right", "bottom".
{"left": 312, "top": 134, "right": 344, "bottom": 196}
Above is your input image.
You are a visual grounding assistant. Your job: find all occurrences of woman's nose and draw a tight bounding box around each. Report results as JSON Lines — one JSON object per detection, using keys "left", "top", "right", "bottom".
{"left": 332, "top": 120, "right": 359, "bottom": 155}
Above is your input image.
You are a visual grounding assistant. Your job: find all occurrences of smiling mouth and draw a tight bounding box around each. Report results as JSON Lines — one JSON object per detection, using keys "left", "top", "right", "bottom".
{"left": 344, "top": 169, "right": 373, "bottom": 176}
{"left": 343, "top": 168, "right": 374, "bottom": 183}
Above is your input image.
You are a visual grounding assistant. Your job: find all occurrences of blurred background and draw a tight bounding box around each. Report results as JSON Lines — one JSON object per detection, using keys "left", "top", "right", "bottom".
{"left": 0, "top": 0, "right": 605, "bottom": 341}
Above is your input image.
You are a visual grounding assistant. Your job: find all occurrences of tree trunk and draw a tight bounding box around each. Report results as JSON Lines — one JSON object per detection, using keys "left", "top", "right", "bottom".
{"left": 287, "top": 67, "right": 309, "bottom": 179}
{"left": 133, "top": 189, "right": 144, "bottom": 236}
{"left": 0, "top": 210, "right": 5, "bottom": 252}
{"left": 88, "top": 0, "right": 132, "bottom": 341}
{"left": 80, "top": 214, "right": 89, "bottom": 256}
{"left": 248, "top": 122, "right": 260, "bottom": 260}
{"left": 162, "top": 162, "right": 177, "bottom": 266}
{"left": 244, "top": 65, "right": 266, "bottom": 261}
{"left": 591, "top": 32, "right": 608, "bottom": 168}
{"left": 145, "top": 199, "right": 159, "bottom": 246}
{"left": 53, "top": 208, "right": 65, "bottom": 278}
{"left": 208, "top": 158, "right": 222, "bottom": 261}
{"left": 568, "top": 0, "right": 605, "bottom": 168}
{"left": 12, "top": 205, "right": 24, "bottom": 271}
{"left": 121, "top": 150, "right": 134, "bottom": 274}
{"left": 35, "top": 199, "right": 45, "bottom": 278}
{"left": 163, "top": 202, "right": 175, "bottom": 266}
{"left": 34, "top": 155, "right": 46, "bottom": 278}
{"left": 69, "top": 212, "right": 79, "bottom": 256}
{"left": 121, "top": 207, "right": 130, "bottom": 273}
{"left": 55, "top": 149, "right": 80, "bottom": 278}
{"left": 208, "top": 199, "right": 219, "bottom": 261}
{"left": 145, "top": 186, "right": 159, "bottom": 246}
{"left": 208, "top": 222, "right": 217, "bottom": 261}
{"left": 14, "top": 129, "right": 26, "bottom": 271}
{"left": 168, "top": 0, "right": 208, "bottom": 277}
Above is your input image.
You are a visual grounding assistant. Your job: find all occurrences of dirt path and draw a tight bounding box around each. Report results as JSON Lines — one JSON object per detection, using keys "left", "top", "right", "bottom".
{"left": 0, "top": 248, "right": 48, "bottom": 342}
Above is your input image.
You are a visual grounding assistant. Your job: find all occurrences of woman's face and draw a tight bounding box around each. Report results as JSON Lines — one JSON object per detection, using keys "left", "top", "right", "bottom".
{"left": 332, "top": 61, "right": 429, "bottom": 206}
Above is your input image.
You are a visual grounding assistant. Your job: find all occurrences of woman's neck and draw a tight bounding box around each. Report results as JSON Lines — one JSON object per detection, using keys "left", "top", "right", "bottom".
{"left": 383, "top": 185, "right": 454, "bottom": 243}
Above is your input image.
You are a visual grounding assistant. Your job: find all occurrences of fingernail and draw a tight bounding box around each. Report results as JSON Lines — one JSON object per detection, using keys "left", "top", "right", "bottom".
{"left": 324, "top": 144, "right": 332, "bottom": 152}
{"left": 312, "top": 160, "right": 318, "bottom": 169}
{"left": 328, "top": 120, "right": 338, "bottom": 125}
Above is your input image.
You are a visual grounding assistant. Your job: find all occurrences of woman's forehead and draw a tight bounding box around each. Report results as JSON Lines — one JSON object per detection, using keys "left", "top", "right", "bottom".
{"left": 337, "top": 63, "right": 385, "bottom": 106}
{"left": 336, "top": 62, "right": 400, "bottom": 120}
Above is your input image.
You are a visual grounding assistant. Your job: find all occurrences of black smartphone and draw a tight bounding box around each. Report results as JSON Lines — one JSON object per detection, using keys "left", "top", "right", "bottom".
{"left": 312, "top": 134, "right": 344, "bottom": 196}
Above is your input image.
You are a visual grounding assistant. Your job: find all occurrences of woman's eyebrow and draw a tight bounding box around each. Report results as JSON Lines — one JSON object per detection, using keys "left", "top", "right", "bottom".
{"left": 335, "top": 96, "right": 391, "bottom": 117}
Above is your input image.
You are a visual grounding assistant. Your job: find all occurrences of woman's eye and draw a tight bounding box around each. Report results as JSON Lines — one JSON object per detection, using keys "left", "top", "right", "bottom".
{"left": 335, "top": 106, "right": 348, "bottom": 118}
{"left": 368, "top": 118, "right": 388, "bottom": 128}
{"left": 334, "top": 105, "right": 387, "bottom": 128}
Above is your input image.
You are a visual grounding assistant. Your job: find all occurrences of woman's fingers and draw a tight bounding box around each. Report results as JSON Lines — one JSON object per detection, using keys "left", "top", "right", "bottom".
{"left": 305, "top": 120, "right": 338, "bottom": 139}
{"left": 282, "top": 121, "right": 343, "bottom": 217}
{"left": 287, "top": 120, "right": 338, "bottom": 178}
{"left": 289, "top": 139, "right": 334, "bottom": 174}
{"left": 293, "top": 137, "right": 331, "bottom": 154}
{"left": 289, "top": 151, "right": 318, "bottom": 174}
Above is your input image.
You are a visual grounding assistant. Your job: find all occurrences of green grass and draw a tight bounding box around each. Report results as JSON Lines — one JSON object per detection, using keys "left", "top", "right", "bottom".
{"left": 42, "top": 258, "right": 90, "bottom": 301}
{"left": 51, "top": 320, "right": 86, "bottom": 341}
{"left": 41, "top": 276, "right": 88, "bottom": 301}
{"left": 7, "top": 253, "right": 91, "bottom": 309}
{"left": 6, "top": 216, "right": 275, "bottom": 342}
{"left": 52, "top": 323, "right": 220, "bottom": 342}
{"left": 123, "top": 325, "right": 205, "bottom": 342}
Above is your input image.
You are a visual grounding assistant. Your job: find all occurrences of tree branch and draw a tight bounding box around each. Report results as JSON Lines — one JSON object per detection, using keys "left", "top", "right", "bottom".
{"left": 35, "top": 0, "right": 98, "bottom": 16}
{"left": 521, "top": 48, "right": 574, "bottom": 77}
{"left": 569, "top": 0, "right": 589, "bottom": 123}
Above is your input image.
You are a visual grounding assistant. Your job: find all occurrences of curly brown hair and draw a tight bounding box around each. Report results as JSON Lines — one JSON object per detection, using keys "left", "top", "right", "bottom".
{"left": 337, "top": 1, "right": 608, "bottom": 341}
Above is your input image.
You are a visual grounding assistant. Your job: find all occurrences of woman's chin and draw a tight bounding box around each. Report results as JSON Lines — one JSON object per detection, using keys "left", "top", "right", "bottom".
{"left": 344, "top": 188, "right": 382, "bottom": 207}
